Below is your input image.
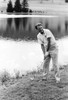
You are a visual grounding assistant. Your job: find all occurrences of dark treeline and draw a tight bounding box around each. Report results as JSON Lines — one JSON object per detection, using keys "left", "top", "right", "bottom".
{"left": 6, "top": 0, "right": 32, "bottom": 13}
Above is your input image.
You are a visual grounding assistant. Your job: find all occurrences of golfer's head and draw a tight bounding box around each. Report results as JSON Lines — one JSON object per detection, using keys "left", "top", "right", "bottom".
{"left": 35, "top": 23, "right": 44, "bottom": 33}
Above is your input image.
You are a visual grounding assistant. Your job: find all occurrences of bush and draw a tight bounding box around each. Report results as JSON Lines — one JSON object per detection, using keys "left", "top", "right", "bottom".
{"left": 66, "top": 0, "right": 68, "bottom": 2}
{"left": 22, "top": 8, "right": 29, "bottom": 12}
{"left": 21, "top": 0, "right": 29, "bottom": 12}
{"left": 14, "top": 70, "right": 20, "bottom": 79}
{"left": 0, "top": 71, "right": 11, "bottom": 85}
{"left": 29, "top": 9, "right": 33, "bottom": 13}
{"left": 22, "top": 0, "right": 28, "bottom": 8}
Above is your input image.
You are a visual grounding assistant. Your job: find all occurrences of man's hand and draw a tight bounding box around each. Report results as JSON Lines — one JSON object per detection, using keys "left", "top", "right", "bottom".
{"left": 44, "top": 52, "right": 49, "bottom": 60}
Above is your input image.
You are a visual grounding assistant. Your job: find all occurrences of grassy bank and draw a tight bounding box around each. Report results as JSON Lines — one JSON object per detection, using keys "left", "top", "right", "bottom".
{"left": 0, "top": 65, "right": 68, "bottom": 100}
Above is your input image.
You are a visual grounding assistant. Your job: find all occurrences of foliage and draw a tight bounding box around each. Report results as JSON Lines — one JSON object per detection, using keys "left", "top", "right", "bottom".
{"left": 6, "top": 0, "right": 13, "bottom": 12}
{"left": 21, "top": 0, "right": 29, "bottom": 12}
{"left": 14, "top": 0, "right": 21, "bottom": 12}
{"left": 22, "top": 0, "right": 28, "bottom": 8}
{"left": 0, "top": 70, "right": 11, "bottom": 85}
{"left": 22, "top": 8, "right": 29, "bottom": 12}
{"left": 7, "top": 0, "right": 32, "bottom": 13}
{"left": 65, "top": 0, "right": 68, "bottom": 2}
{"left": 14, "top": 69, "right": 20, "bottom": 79}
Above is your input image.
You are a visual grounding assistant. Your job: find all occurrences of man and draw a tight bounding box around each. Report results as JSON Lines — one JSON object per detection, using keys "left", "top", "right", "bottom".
{"left": 35, "top": 23, "right": 60, "bottom": 83}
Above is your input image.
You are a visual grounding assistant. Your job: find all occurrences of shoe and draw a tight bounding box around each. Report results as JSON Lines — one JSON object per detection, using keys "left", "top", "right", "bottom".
{"left": 30, "top": 77, "right": 34, "bottom": 80}
{"left": 42, "top": 72, "right": 47, "bottom": 76}
{"left": 41, "top": 72, "right": 48, "bottom": 81}
{"left": 55, "top": 74, "right": 60, "bottom": 83}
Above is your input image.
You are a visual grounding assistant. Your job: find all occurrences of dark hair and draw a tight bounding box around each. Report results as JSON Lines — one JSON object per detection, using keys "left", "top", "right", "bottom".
{"left": 35, "top": 25, "right": 37, "bottom": 29}
{"left": 35, "top": 23, "right": 42, "bottom": 30}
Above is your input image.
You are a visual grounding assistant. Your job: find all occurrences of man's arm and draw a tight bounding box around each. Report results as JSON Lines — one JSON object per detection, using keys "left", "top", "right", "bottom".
{"left": 44, "top": 37, "right": 51, "bottom": 60}
{"left": 41, "top": 44, "right": 45, "bottom": 55}
{"left": 41, "top": 37, "right": 51, "bottom": 56}
{"left": 47, "top": 37, "right": 51, "bottom": 51}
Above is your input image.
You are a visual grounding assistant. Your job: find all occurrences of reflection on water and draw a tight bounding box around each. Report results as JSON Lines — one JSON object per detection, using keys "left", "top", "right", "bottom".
{"left": 0, "top": 17, "right": 68, "bottom": 76}
{"left": 7, "top": 18, "right": 12, "bottom": 27}
{"left": 14, "top": 18, "right": 21, "bottom": 30}
{"left": 22, "top": 18, "right": 28, "bottom": 30}
{"left": 0, "top": 17, "right": 68, "bottom": 40}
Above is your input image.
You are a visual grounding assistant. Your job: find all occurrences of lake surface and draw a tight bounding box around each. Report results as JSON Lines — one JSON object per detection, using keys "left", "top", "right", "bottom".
{"left": 0, "top": 16, "right": 68, "bottom": 76}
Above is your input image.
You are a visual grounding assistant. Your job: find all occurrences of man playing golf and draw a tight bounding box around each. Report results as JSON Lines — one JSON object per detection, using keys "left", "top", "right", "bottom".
{"left": 35, "top": 23, "right": 60, "bottom": 83}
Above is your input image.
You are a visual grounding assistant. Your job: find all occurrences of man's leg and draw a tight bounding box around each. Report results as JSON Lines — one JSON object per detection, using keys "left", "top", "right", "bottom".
{"left": 51, "top": 50, "right": 60, "bottom": 83}
{"left": 43, "top": 55, "right": 51, "bottom": 77}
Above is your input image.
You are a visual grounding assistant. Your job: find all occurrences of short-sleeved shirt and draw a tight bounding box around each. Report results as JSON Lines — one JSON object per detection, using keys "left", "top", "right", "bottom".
{"left": 37, "top": 29, "right": 57, "bottom": 51}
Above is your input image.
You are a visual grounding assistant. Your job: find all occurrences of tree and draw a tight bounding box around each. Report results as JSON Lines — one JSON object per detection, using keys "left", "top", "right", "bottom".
{"left": 65, "top": 0, "right": 68, "bottom": 2}
{"left": 14, "top": 0, "right": 21, "bottom": 12}
{"left": 22, "top": 0, "right": 28, "bottom": 8}
{"left": 7, "top": 0, "right": 13, "bottom": 12}
{"left": 21, "top": 0, "right": 29, "bottom": 12}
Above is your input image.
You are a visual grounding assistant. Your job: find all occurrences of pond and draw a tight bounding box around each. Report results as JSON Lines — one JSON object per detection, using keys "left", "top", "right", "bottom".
{"left": 0, "top": 16, "right": 68, "bottom": 76}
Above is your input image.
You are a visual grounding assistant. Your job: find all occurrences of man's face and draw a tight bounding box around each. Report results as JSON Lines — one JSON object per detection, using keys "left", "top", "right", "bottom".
{"left": 37, "top": 25, "right": 44, "bottom": 33}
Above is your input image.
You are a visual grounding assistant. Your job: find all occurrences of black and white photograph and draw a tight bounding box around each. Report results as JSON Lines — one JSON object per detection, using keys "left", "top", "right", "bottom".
{"left": 0, "top": 0, "right": 68, "bottom": 100}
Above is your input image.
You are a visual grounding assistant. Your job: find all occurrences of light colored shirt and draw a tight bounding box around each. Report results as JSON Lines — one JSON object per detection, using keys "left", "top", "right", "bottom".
{"left": 37, "top": 29, "right": 57, "bottom": 51}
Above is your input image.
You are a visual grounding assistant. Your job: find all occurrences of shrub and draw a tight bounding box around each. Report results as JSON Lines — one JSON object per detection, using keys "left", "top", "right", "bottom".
{"left": 29, "top": 9, "right": 33, "bottom": 13}
{"left": 0, "top": 70, "right": 11, "bottom": 85}
{"left": 14, "top": 70, "right": 20, "bottom": 79}
{"left": 21, "top": 0, "right": 29, "bottom": 12}
{"left": 22, "top": 8, "right": 29, "bottom": 12}
{"left": 22, "top": 0, "right": 28, "bottom": 9}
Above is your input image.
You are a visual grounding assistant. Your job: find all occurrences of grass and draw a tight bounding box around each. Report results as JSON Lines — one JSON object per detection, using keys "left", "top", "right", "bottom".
{"left": 0, "top": 65, "right": 67, "bottom": 100}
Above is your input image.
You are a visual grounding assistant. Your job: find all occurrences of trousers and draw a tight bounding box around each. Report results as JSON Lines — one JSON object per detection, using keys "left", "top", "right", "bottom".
{"left": 43, "top": 47, "right": 60, "bottom": 76}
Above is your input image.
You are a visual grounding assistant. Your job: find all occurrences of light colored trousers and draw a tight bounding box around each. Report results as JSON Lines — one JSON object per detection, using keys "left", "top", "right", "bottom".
{"left": 43, "top": 47, "right": 60, "bottom": 76}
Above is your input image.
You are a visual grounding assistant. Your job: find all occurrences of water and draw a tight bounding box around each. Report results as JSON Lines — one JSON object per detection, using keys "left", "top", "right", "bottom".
{"left": 0, "top": 16, "right": 68, "bottom": 76}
